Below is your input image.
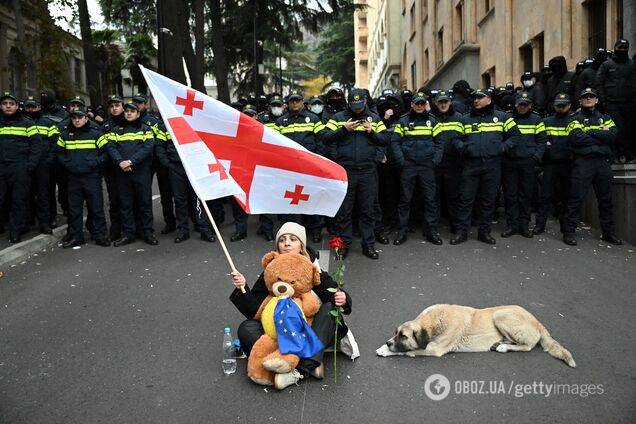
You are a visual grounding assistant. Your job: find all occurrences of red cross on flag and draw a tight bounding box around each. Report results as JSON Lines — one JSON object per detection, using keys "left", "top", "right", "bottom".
{"left": 141, "top": 66, "right": 348, "bottom": 216}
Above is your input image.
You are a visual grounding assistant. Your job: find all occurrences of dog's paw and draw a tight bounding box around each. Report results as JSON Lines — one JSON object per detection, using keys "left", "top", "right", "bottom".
{"left": 495, "top": 344, "right": 509, "bottom": 353}
{"left": 376, "top": 344, "right": 391, "bottom": 357}
{"left": 406, "top": 351, "right": 417, "bottom": 358}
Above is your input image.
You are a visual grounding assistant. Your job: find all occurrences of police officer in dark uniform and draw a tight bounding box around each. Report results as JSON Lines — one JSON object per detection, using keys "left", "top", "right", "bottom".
{"left": 308, "top": 95, "right": 326, "bottom": 123}
{"left": 154, "top": 120, "right": 216, "bottom": 244}
{"left": 520, "top": 71, "right": 547, "bottom": 116}
{"left": 132, "top": 93, "right": 177, "bottom": 234}
{"left": 23, "top": 96, "right": 59, "bottom": 234}
{"left": 391, "top": 90, "right": 444, "bottom": 245}
{"left": 101, "top": 94, "right": 125, "bottom": 240}
{"left": 55, "top": 106, "right": 109, "bottom": 248}
{"left": 575, "top": 49, "right": 606, "bottom": 100}
{"left": 451, "top": 89, "right": 522, "bottom": 245}
{"left": 562, "top": 88, "right": 622, "bottom": 246}
{"left": 501, "top": 92, "right": 546, "bottom": 238}
{"left": 534, "top": 93, "right": 574, "bottom": 235}
{"left": 596, "top": 39, "right": 636, "bottom": 162}
{"left": 106, "top": 102, "right": 158, "bottom": 246}
{"left": 0, "top": 92, "right": 42, "bottom": 243}
{"left": 546, "top": 55, "right": 577, "bottom": 114}
{"left": 323, "top": 88, "right": 346, "bottom": 123}
{"left": 323, "top": 88, "right": 389, "bottom": 259}
{"left": 432, "top": 90, "right": 464, "bottom": 233}
{"left": 276, "top": 89, "right": 325, "bottom": 242}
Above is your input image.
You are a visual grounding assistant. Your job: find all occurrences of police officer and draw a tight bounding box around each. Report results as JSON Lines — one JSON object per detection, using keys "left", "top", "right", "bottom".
{"left": 451, "top": 80, "right": 473, "bottom": 114}
{"left": 432, "top": 90, "right": 464, "bottom": 233}
{"left": 323, "top": 88, "right": 346, "bottom": 123}
{"left": 520, "top": 71, "right": 547, "bottom": 116}
{"left": 574, "top": 49, "right": 606, "bottom": 101}
{"left": 546, "top": 55, "right": 577, "bottom": 114}
{"left": 258, "top": 95, "right": 284, "bottom": 130}
{"left": 534, "top": 93, "right": 574, "bottom": 235}
{"left": 391, "top": 91, "right": 444, "bottom": 245}
{"left": 562, "top": 88, "right": 622, "bottom": 246}
{"left": 101, "top": 94, "right": 125, "bottom": 240}
{"left": 276, "top": 89, "right": 325, "bottom": 242}
{"left": 55, "top": 106, "right": 109, "bottom": 248}
{"left": 106, "top": 102, "right": 158, "bottom": 246}
{"left": 596, "top": 39, "right": 636, "bottom": 162}
{"left": 23, "top": 96, "right": 59, "bottom": 234}
{"left": 308, "top": 95, "right": 326, "bottom": 123}
{"left": 450, "top": 89, "right": 521, "bottom": 245}
{"left": 132, "top": 93, "right": 177, "bottom": 234}
{"left": 0, "top": 92, "right": 42, "bottom": 243}
{"left": 501, "top": 92, "right": 546, "bottom": 238}
{"left": 154, "top": 120, "right": 216, "bottom": 244}
{"left": 323, "top": 88, "right": 389, "bottom": 259}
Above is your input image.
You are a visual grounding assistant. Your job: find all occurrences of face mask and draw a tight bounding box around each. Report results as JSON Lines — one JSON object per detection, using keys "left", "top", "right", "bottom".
{"left": 523, "top": 80, "right": 535, "bottom": 88}
{"left": 310, "top": 104, "right": 323, "bottom": 114}
{"left": 614, "top": 50, "right": 628, "bottom": 59}
{"left": 270, "top": 107, "right": 283, "bottom": 117}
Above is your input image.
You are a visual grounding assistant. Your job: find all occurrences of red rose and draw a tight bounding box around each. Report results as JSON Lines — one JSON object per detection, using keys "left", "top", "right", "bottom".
{"left": 328, "top": 236, "right": 345, "bottom": 250}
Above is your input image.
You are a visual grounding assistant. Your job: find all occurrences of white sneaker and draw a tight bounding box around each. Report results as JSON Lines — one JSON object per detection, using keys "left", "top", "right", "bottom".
{"left": 274, "top": 369, "right": 304, "bottom": 390}
{"left": 339, "top": 329, "right": 361, "bottom": 360}
{"left": 309, "top": 363, "right": 324, "bottom": 380}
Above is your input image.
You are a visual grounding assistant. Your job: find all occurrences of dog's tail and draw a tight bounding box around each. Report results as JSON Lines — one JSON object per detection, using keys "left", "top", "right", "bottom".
{"left": 539, "top": 326, "right": 576, "bottom": 367}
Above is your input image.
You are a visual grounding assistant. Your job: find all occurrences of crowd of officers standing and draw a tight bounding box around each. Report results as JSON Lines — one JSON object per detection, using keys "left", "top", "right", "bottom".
{"left": 0, "top": 38, "right": 632, "bottom": 257}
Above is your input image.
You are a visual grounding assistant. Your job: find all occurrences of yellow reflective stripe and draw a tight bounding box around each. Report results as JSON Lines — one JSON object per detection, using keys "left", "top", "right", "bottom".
{"left": 0, "top": 127, "right": 29, "bottom": 136}
{"left": 436, "top": 122, "right": 463, "bottom": 133}
{"left": 264, "top": 122, "right": 278, "bottom": 130}
{"left": 372, "top": 121, "right": 387, "bottom": 132}
{"left": 432, "top": 124, "right": 442, "bottom": 137}
{"left": 48, "top": 125, "right": 60, "bottom": 137}
{"left": 313, "top": 122, "right": 324, "bottom": 133}
{"left": 503, "top": 118, "right": 516, "bottom": 132}
{"left": 463, "top": 122, "right": 505, "bottom": 134}
{"left": 403, "top": 127, "right": 434, "bottom": 136}
{"left": 96, "top": 135, "right": 108, "bottom": 148}
{"left": 60, "top": 139, "right": 101, "bottom": 150}
{"left": 517, "top": 124, "right": 542, "bottom": 135}
{"left": 56, "top": 136, "right": 65, "bottom": 148}
{"left": 35, "top": 125, "right": 51, "bottom": 135}
{"left": 110, "top": 131, "right": 154, "bottom": 142}
{"left": 279, "top": 123, "right": 316, "bottom": 134}
{"left": 393, "top": 125, "right": 404, "bottom": 136}
{"left": 545, "top": 126, "right": 569, "bottom": 136}
{"left": 326, "top": 119, "right": 341, "bottom": 131}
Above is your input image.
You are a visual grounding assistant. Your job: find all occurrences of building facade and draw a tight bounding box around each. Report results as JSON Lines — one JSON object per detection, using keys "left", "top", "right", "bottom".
{"left": 356, "top": 0, "right": 633, "bottom": 92}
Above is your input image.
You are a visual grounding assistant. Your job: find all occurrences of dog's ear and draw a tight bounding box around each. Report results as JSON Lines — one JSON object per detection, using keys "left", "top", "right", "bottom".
{"left": 415, "top": 329, "right": 429, "bottom": 348}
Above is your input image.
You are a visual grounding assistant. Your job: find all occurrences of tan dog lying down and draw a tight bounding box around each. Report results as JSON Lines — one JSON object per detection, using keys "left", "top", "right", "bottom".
{"left": 376, "top": 304, "right": 576, "bottom": 367}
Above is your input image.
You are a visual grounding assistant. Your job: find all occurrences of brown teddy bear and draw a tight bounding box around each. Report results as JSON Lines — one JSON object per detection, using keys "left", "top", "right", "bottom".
{"left": 247, "top": 251, "right": 322, "bottom": 386}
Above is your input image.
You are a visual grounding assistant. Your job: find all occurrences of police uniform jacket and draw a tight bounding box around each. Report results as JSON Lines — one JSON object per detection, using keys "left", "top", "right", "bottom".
{"left": 507, "top": 110, "right": 546, "bottom": 161}
{"left": 101, "top": 114, "right": 124, "bottom": 134}
{"left": 0, "top": 111, "right": 42, "bottom": 170}
{"left": 596, "top": 55, "right": 636, "bottom": 103}
{"left": 432, "top": 109, "right": 464, "bottom": 159}
{"left": 457, "top": 104, "right": 520, "bottom": 159}
{"left": 31, "top": 113, "right": 60, "bottom": 166}
{"left": 155, "top": 136, "right": 182, "bottom": 168}
{"left": 257, "top": 111, "right": 279, "bottom": 130}
{"left": 542, "top": 113, "right": 574, "bottom": 162}
{"left": 390, "top": 110, "right": 443, "bottom": 167}
{"left": 566, "top": 108, "right": 617, "bottom": 157}
{"left": 322, "top": 106, "right": 388, "bottom": 169}
{"left": 56, "top": 121, "right": 108, "bottom": 174}
{"left": 275, "top": 109, "right": 324, "bottom": 154}
{"left": 106, "top": 119, "right": 155, "bottom": 166}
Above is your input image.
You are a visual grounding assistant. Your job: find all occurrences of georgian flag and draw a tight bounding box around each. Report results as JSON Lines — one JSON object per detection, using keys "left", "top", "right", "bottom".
{"left": 141, "top": 66, "right": 348, "bottom": 216}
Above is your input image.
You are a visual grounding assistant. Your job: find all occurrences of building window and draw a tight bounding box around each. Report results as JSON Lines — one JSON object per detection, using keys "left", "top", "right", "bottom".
{"left": 411, "top": 61, "right": 417, "bottom": 90}
{"left": 421, "top": 0, "right": 428, "bottom": 22}
{"left": 453, "top": 2, "right": 464, "bottom": 48}
{"left": 74, "top": 58, "right": 83, "bottom": 88}
{"left": 436, "top": 27, "right": 444, "bottom": 68}
{"left": 520, "top": 43, "right": 533, "bottom": 72}
{"left": 424, "top": 48, "right": 429, "bottom": 81}
{"left": 536, "top": 33, "right": 544, "bottom": 69}
{"left": 410, "top": 4, "right": 416, "bottom": 38}
{"left": 586, "top": 0, "right": 606, "bottom": 55}
{"left": 482, "top": 66, "right": 495, "bottom": 88}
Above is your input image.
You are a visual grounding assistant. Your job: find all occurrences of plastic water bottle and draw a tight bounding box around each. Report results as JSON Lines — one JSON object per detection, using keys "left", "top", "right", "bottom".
{"left": 222, "top": 327, "right": 237, "bottom": 375}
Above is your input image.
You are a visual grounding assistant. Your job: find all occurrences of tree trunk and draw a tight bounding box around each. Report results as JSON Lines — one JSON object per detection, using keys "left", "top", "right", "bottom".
{"left": 209, "top": 0, "right": 230, "bottom": 103}
{"left": 161, "top": 0, "right": 187, "bottom": 84}
{"left": 11, "top": 0, "right": 25, "bottom": 98}
{"left": 192, "top": 0, "right": 206, "bottom": 93}
{"left": 77, "top": 0, "right": 101, "bottom": 106}
{"left": 178, "top": 1, "right": 204, "bottom": 92}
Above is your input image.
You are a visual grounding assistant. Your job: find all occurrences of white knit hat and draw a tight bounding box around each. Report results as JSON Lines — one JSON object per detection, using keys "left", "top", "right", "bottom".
{"left": 275, "top": 222, "right": 307, "bottom": 247}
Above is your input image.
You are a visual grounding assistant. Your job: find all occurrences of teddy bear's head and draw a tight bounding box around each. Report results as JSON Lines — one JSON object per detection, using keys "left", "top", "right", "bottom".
{"left": 261, "top": 252, "right": 320, "bottom": 298}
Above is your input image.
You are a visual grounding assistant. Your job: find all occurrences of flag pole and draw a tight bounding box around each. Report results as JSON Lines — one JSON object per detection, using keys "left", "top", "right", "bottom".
{"left": 199, "top": 198, "right": 246, "bottom": 294}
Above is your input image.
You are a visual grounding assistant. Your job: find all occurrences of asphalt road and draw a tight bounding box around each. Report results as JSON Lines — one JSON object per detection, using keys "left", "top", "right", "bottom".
{"left": 1, "top": 202, "right": 635, "bottom": 423}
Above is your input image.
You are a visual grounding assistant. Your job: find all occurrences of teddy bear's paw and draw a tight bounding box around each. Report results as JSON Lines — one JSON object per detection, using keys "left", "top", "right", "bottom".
{"left": 263, "top": 358, "right": 293, "bottom": 374}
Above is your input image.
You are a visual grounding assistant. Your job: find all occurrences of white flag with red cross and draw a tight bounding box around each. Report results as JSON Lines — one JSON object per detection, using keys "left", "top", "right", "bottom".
{"left": 141, "top": 66, "right": 348, "bottom": 216}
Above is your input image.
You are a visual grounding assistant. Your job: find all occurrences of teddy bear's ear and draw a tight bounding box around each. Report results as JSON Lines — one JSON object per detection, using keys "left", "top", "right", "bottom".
{"left": 261, "top": 251, "right": 279, "bottom": 269}
{"left": 312, "top": 264, "right": 321, "bottom": 286}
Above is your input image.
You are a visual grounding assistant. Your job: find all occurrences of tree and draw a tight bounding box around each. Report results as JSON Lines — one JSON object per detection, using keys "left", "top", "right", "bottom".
{"left": 98, "top": 0, "right": 157, "bottom": 37}
{"left": 316, "top": 12, "right": 355, "bottom": 89}
{"left": 77, "top": 0, "right": 101, "bottom": 105}
{"left": 93, "top": 29, "right": 124, "bottom": 96}
{"left": 124, "top": 34, "right": 156, "bottom": 94}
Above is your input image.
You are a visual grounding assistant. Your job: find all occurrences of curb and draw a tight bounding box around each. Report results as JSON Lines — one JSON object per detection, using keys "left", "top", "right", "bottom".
{"left": 0, "top": 225, "right": 67, "bottom": 268}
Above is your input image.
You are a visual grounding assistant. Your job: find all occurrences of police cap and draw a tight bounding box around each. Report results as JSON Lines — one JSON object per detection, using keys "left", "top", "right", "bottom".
{"left": 347, "top": 88, "right": 366, "bottom": 108}
{"left": 579, "top": 87, "right": 599, "bottom": 98}
{"left": 553, "top": 93, "right": 571, "bottom": 106}
{"left": 69, "top": 105, "right": 87, "bottom": 116}
{"left": 287, "top": 89, "right": 303, "bottom": 101}
{"left": 1, "top": 92, "right": 19, "bottom": 103}
{"left": 132, "top": 93, "right": 148, "bottom": 103}
{"left": 107, "top": 94, "right": 124, "bottom": 104}
{"left": 435, "top": 90, "right": 452, "bottom": 101}
{"left": 515, "top": 91, "right": 533, "bottom": 105}
{"left": 412, "top": 91, "right": 428, "bottom": 103}
{"left": 69, "top": 96, "right": 85, "bottom": 106}
{"left": 269, "top": 95, "right": 283, "bottom": 106}
{"left": 23, "top": 95, "right": 40, "bottom": 107}
{"left": 470, "top": 88, "right": 491, "bottom": 98}
{"left": 242, "top": 104, "right": 257, "bottom": 116}
{"left": 308, "top": 95, "right": 323, "bottom": 105}
{"left": 123, "top": 102, "right": 140, "bottom": 111}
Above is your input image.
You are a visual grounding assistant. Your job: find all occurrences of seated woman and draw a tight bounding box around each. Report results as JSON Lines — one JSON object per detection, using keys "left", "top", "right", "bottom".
{"left": 230, "top": 222, "right": 354, "bottom": 390}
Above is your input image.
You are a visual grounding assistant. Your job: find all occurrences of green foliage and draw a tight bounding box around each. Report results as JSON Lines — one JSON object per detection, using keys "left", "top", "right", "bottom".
{"left": 316, "top": 12, "right": 355, "bottom": 88}
{"left": 98, "top": 0, "right": 157, "bottom": 37}
{"left": 93, "top": 28, "right": 124, "bottom": 95}
{"left": 124, "top": 33, "right": 156, "bottom": 93}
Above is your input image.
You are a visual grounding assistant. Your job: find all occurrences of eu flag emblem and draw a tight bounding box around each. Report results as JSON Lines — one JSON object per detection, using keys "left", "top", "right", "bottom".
{"left": 274, "top": 298, "right": 324, "bottom": 357}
